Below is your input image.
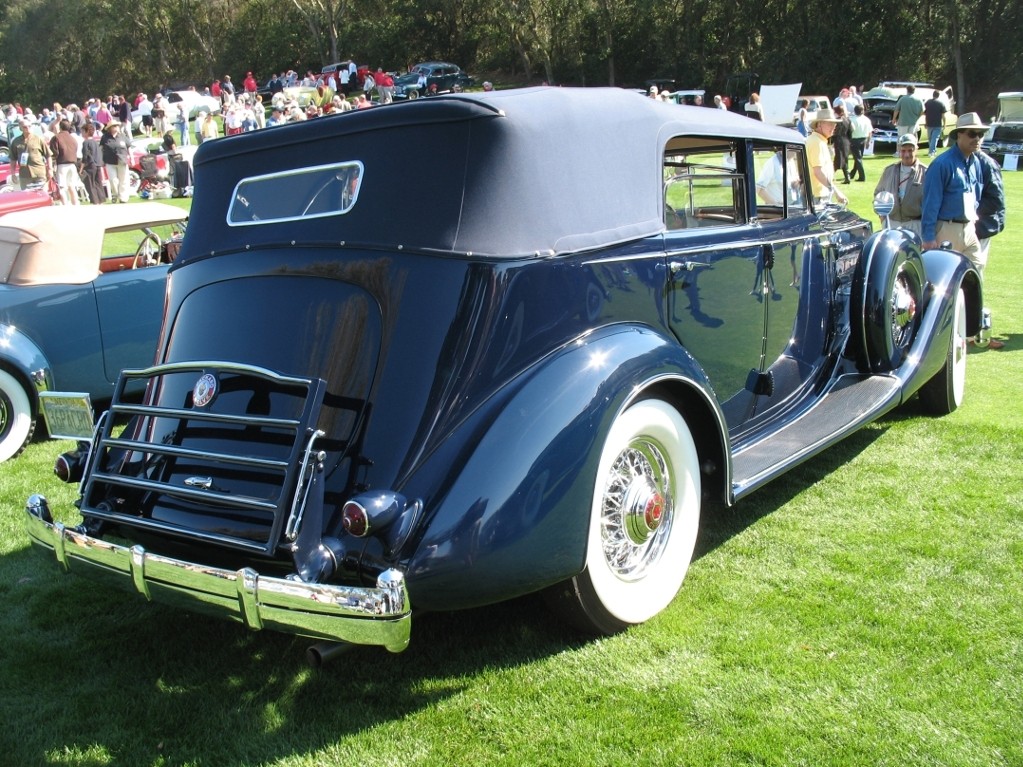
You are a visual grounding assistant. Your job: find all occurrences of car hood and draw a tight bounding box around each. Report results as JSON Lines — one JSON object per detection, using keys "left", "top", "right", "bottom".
{"left": 394, "top": 73, "right": 420, "bottom": 86}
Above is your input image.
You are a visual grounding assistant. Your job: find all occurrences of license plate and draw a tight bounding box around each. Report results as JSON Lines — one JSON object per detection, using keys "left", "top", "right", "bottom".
{"left": 39, "top": 392, "right": 95, "bottom": 440}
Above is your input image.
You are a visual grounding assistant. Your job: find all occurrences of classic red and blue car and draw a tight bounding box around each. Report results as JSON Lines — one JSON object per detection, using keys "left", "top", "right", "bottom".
{"left": 1, "top": 203, "right": 187, "bottom": 461}
{"left": 24, "top": 87, "right": 981, "bottom": 659}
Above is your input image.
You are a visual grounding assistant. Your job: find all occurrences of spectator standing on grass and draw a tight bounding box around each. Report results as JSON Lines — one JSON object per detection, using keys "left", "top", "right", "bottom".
{"left": 9, "top": 118, "right": 52, "bottom": 191}
{"left": 849, "top": 104, "right": 872, "bottom": 182}
{"left": 832, "top": 104, "right": 852, "bottom": 184}
{"left": 243, "top": 72, "right": 258, "bottom": 99}
{"left": 93, "top": 99, "right": 111, "bottom": 128}
{"left": 805, "top": 107, "right": 848, "bottom": 205}
{"left": 151, "top": 94, "right": 167, "bottom": 136}
{"left": 51, "top": 119, "right": 81, "bottom": 205}
{"left": 200, "top": 111, "right": 219, "bottom": 142}
{"left": 924, "top": 90, "right": 948, "bottom": 157}
{"left": 893, "top": 85, "right": 923, "bottom": 141}
{"left": 99, "top": 121, "right": 130, "bottom": 203}
{"left": 112, "top": 94, "right": 132, "bottom": 139}
{"left": 921, "top": 113, "right": 988, "bottom": 271}
{"left": 174, "top": 103, "right": 190, "bottom": 146}
{"left": 222, "top": 75, "right": 236, "bottom": 106}
{"left": 874, "top": 134, "right": 926, "bottom": 235}
{"left": 796, "top": 99, "right": 811, "bottom": 136}
{"left": 80, "top": 122, "right": 106, "bottom": 204}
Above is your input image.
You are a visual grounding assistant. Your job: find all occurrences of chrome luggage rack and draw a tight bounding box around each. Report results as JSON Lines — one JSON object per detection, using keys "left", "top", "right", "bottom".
{"left": 78, "top": 360, "right": 328, "bottom": 555}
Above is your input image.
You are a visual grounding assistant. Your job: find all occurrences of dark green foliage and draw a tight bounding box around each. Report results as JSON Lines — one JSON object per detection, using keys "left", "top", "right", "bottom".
{"left": 0, "top": 0, "right": 1019, "bottom": 137}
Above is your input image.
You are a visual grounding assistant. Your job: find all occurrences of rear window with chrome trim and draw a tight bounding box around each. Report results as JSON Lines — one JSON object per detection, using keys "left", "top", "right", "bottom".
{"left": 227, "top": 161, "right": 364, "bottom": 226}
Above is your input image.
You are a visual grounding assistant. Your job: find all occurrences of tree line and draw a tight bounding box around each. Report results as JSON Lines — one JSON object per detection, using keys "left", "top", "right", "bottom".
{"left": 1, "top": 0, "right": 1019, "bottom": 117}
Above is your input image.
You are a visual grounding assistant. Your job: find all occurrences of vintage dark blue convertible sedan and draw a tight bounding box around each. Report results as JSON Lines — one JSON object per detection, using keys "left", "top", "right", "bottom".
{"left": 25, "top": 87, "right": 981, "bottom": 658}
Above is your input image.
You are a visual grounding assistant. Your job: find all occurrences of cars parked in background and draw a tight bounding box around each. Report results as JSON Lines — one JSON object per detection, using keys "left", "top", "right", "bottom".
{"left": 393, "top": 61, "right": 474, "bottom": 99}
{"left": 984, "top": 91, "right": 1023, "bottom": 167}
{"left": 793, "top": 95, "right": 830, "bottom": 125}
{"left": 864, "top": 81, "right": 956, "bottom": 149}
{"left": 0, "top": 187, "right": 51, "bottom": 213}
{"left": 667, "top": 89, "right": 706, "bottom": 105}
{"left": 0, "top": 203, "right": 187, "bottom": 461}
{"left": 24, "top": 88, "right": 981, "bottom": 659}
{"left": 166, "top": 89, "right": 221, "bottom": 119}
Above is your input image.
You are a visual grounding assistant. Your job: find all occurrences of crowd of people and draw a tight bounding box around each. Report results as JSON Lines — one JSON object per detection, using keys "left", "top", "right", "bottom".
{"left": 2, "top": 79, "right": 1009, "bottom": 344}
{"left": 801, "top": 85, "right": 1006, "bottom": 350}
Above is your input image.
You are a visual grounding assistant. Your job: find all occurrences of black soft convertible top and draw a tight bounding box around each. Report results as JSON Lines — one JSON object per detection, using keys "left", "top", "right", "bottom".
{"left": 183, "top": 86, "right": 801, "bottom": 260}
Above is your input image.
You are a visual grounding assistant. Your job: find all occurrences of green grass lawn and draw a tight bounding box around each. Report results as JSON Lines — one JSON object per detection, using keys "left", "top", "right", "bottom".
{"left": 1, "top": 148, "right": 1021, "bottom": 767}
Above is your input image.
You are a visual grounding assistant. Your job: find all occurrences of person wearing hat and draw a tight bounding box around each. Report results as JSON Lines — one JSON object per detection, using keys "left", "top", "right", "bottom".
{"left": 873, "top": 134, "right": 927, "bottom": 235}
{"left": 921, "top": 112, "right": 990, "bottom": 263}
{"left": 921, "top": 111, "right": 1007, "bottom": 347}
{"left": 806, "top": 106, "right": 848, "bottom": 205}
{"left": 99, "top": 120, "right": 131, "bottom": 202}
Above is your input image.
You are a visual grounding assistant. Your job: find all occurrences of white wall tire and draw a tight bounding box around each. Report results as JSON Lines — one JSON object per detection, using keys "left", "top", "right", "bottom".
{"left": 0, "top": 368, "right": 35, "bottom": 462}
{"left": 919, "top": 287, "right": 967, "bottom": 415}
{"left": 548, "top": 398, "right": 701, "bottom": 634}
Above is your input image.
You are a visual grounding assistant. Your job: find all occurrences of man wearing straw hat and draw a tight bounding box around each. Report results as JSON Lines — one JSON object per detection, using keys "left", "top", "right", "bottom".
{"left": 921, "top": 113, "right": 992, "bottom": 259}
{"left": 922, "top": 112, "right": 1005, "bottom": 348}
{"left": 805, "top": 106, "right": 848, "bottom": 206}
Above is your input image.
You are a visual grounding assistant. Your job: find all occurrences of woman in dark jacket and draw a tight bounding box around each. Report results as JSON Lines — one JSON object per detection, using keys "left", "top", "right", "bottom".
{"left": 99, "top": 121, "right": 131, "bottom": 202}
{"left": 80, "top": 122, "right": 107, "bottom": 204}
{"left": 832, "top": 105, "right": 852, "bottom": 184}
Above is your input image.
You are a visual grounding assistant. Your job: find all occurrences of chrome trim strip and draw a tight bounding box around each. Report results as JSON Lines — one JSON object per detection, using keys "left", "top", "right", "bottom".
{"left": 25, "top": 510, "right": 411, "bottom": 652}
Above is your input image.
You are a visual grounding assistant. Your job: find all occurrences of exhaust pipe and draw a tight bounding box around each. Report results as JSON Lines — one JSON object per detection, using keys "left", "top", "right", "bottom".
{"left": 306, "top": 640, "right": 354, "bottom": 668}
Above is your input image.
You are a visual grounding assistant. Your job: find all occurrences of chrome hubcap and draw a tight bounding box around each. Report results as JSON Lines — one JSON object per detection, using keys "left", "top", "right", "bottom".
{"left": 600, "top": 438, "right": 674, "bottom": 581}
{"left": 891, "top": 271, "right": 918, "bottom": 348}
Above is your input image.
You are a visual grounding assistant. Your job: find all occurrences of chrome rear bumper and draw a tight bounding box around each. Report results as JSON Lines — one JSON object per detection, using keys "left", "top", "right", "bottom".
{"left": 25, "top": 495, "right": 411, "bottom": 653}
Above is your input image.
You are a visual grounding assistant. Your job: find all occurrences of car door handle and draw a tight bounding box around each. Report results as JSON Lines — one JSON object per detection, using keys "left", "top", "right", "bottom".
{"left": 669, "top": 260, "right": 711, "bottom": 274}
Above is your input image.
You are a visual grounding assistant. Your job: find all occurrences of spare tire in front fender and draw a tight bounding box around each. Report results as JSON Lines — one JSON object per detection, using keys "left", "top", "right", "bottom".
{"left": 851, "top": 229, "right": 926, "bottom": 374}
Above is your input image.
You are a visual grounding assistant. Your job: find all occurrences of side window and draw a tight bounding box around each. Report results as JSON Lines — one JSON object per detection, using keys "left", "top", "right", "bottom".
{"left": 753, "top": 145, "right": 808, "bottom": 220}
{"left": 663, "top": 142, "right": 746, "bottom": 230}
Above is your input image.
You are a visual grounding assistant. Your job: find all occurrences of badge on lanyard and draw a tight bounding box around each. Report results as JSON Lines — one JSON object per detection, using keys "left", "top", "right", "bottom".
{"left": 963, "top": 191, "right": 978, "bottom": 221}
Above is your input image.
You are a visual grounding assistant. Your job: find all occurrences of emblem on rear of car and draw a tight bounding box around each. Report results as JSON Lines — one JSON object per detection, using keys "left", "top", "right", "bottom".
{"left": 193, "top": 373, "right": 218, "bottom": 408}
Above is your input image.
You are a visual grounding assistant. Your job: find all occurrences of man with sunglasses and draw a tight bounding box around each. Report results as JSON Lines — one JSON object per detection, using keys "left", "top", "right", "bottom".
{"left": 922, "top": 112, "right": 1006, "bottom": 349}
{"left": 921, "top": 113, "right": 991, "bottom": 263}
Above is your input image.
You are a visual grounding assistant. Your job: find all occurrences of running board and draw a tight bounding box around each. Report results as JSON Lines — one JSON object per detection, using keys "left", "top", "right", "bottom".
{"left": 730, "top": 376, "right": 902, "bottom": 500}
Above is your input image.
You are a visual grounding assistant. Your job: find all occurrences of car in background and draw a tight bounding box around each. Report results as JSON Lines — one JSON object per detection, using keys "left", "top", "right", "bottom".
{"left": 0, "top": 187, "right": 51, "bottom": 212}
{"left": 864, "top": 82, "right": 956, "bottom": 149}
{"left": 24, "top": 87, "right": 981, "bottom": 659}
{"left": 983, "top": 91, "right": 1023, "bottom": 167}
{"left": 667, "top": 89, "right": 706, "bottom": 105}
{"left": 0, "top": 203, "right": 187, "bottom": 461}
{"left": 793, "top": 95, "right": 830, "bottom": 125}
{"left": 393, "top": 62, "right": 474, "bottom": 99}
{"left": 166, "top": 90, "right": 221, "bottom": 119}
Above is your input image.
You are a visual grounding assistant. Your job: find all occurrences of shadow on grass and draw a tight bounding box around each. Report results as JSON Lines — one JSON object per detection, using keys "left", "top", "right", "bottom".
{"left": 693, "top": 421, "right": 889, "bottom": 560}
{"left": 3, "top": 539, "right": 589, "bottom": 765}
{"left": 3, "top": 413, "right": 897, "bottom": 764}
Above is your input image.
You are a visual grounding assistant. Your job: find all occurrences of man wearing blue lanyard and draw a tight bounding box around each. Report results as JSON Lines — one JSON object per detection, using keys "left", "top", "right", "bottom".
{"left": 921, "top": 112, "right": 989, "bottom": 268}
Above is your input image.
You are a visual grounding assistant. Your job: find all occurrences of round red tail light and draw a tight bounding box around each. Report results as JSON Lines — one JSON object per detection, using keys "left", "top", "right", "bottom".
{"left": 341, "top": 501, "right": 369, "bottom": 537}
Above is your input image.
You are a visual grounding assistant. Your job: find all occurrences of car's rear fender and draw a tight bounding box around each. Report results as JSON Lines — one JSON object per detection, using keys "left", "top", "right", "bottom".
{"left": 0, "top": 322, "right": 52, "bottom": 417}
{"left": 401, "top": 322, "right": 726, "bottom": 612}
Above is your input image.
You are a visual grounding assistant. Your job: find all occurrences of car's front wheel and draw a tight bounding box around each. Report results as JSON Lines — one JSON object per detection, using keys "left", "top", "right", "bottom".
{"left": 547, "top": 398, "right": 701, "bottom": 635}
{"left": 0, "top": 369, "right": 35, "bottom": 462}
{"left": 919, "top": 287, "right": 967, "bottom": 415}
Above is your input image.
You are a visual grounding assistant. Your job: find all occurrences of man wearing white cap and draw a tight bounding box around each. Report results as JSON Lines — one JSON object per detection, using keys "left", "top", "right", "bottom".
{"left": 874, "top": 133, "right": 926, "bottom": 235}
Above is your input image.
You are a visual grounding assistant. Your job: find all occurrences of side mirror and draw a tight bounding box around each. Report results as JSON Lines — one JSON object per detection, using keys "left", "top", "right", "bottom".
{"left": 873, "top": 191, "right": 895, "bottom": 229}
